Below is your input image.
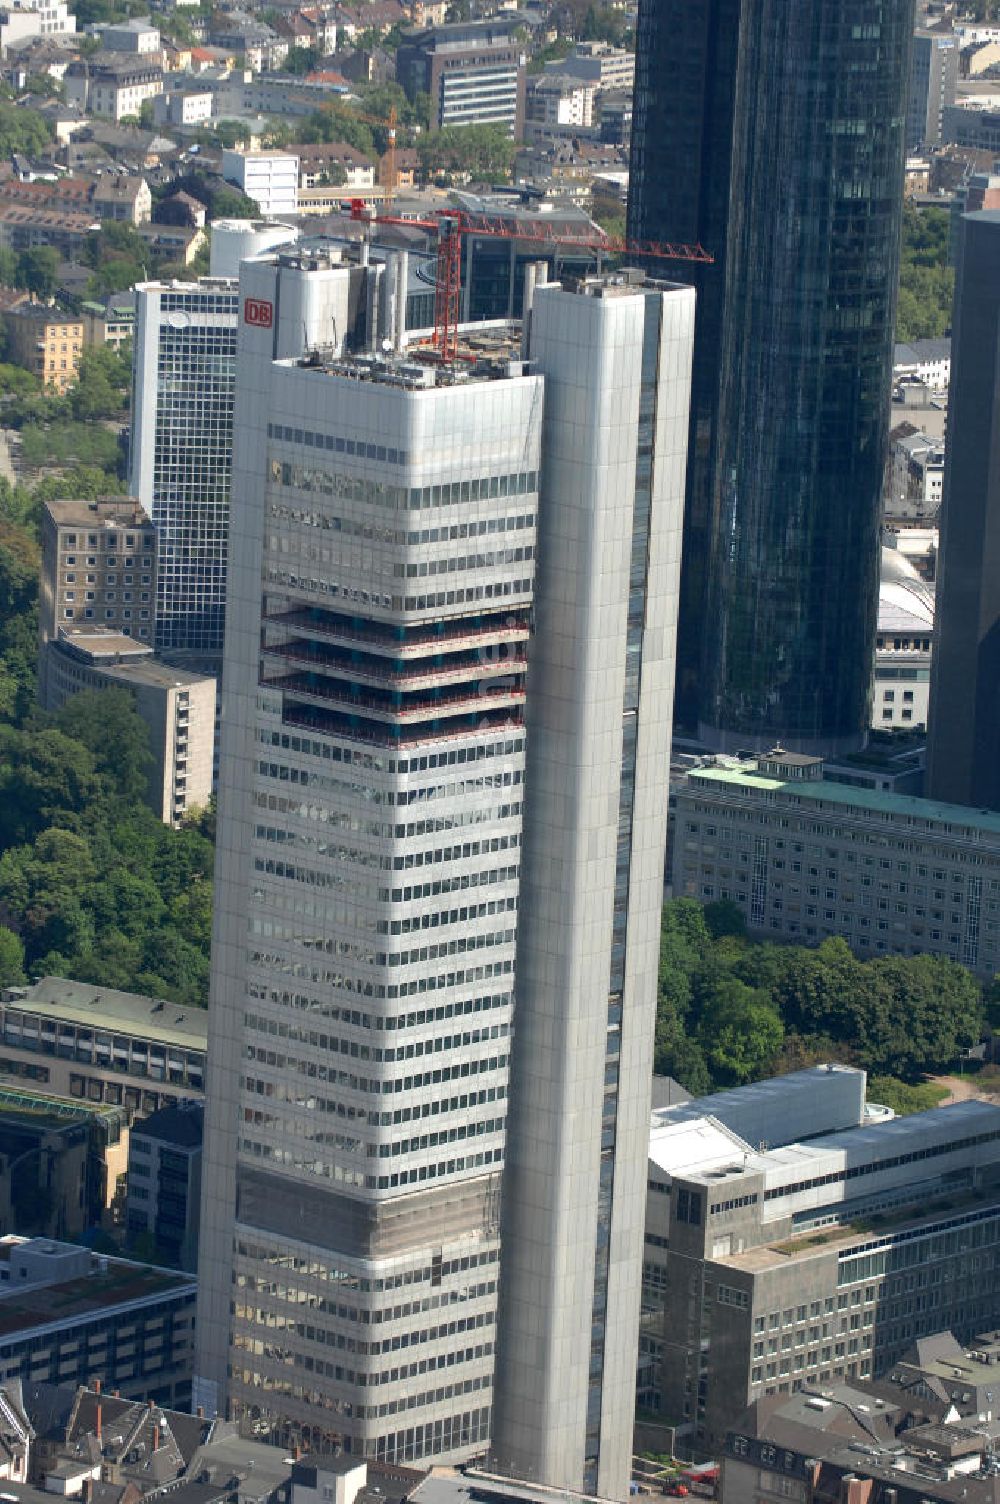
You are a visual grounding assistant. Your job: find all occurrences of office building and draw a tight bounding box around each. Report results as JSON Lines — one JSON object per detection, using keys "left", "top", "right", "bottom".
{"left": 222, "top": 151, "right": 299, "bottom": 219}
{"left": 128, "top": 225, "right": 305, "bottom": 657}
{"left": 0, "top": 1237, "right": 196, "bottom": 1406}
{"left": 0, "top": 975, "right": 207, "bottom": 1115}
{"left": 672, "top": 748, "right": 1000, "bottom": 979}
{"left": 194, "top": 246, "right": 541, "bottom": 1463}
{"left": 130, "top": 280, "right": 240, "bottom": 657}
{"left": 491, "top": 275, "right": 694, "bottom": 1499}
{"left": 396, "top": 22, "right": 525, "bottom": 137}
{"left": 0, "top": 1083, "right": 127, "bottom": 1240}
{"left": 5, "top": 304, "right": 82, "bottom": 393}
{"left": 628, "top": 0, "right": 912, "bottom": 751}
{"left": 642, "top": 1073, "right": 1000, "bottom": 1452}
{"left": 194, "top": 253, "right": 692, "bottom": 1496}
{"left": 127, "top": 1102, "right": 203, "bottom": 1271}
{"left": 908, "top": 32, "right": 959, "bottom": 150}
{"left": 927, "top": 211, "right": 1000, "bottom": 811}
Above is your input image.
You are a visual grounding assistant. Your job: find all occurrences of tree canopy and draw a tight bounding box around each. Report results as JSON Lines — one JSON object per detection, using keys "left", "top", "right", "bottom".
{"left": 896, "top": 204, "right": 954, "bottom": 342}
{"left": 656, "top": 898, "right": 984, "bottom": 1093}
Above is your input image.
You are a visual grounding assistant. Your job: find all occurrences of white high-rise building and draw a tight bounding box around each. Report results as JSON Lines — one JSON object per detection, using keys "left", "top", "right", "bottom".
{"left": 491, "top": 274, "right": 694, "bottom": 1499}
{"left": 195, "top": 246, "right": 541, "bottom": 1462}
{"left": 194, "top": 258, "right": 694, "bottom": 1496}
{"left": 129, "top": 226, "right": 298, "bottom": 655}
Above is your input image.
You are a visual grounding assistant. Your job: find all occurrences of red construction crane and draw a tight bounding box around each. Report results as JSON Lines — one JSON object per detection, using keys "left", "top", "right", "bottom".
{"left": 347, "top": 200, "right": 713, "bottom": 361}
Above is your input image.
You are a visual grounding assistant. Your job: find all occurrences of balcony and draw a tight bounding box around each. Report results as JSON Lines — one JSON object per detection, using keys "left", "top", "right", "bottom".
{"left": 264, "top": 604, "right": 530, "bottom": 659}
{"left": 262, "top": 669, "right": 524, "bottom": 724}
{"left": 261, "top": 636, "right": 526, "bottom": 690}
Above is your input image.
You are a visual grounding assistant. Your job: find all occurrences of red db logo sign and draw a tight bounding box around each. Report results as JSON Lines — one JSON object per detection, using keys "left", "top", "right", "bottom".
{"left": 244, "top": 297, "right": 273, "bottom": 329}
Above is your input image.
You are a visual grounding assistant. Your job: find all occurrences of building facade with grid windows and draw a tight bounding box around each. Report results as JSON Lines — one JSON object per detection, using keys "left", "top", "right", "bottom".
{"left": 672, "top": 751, "right": 1000, "bottom": 980}
{"left": 130, "top": 279, "right": 241, "bottom": 656}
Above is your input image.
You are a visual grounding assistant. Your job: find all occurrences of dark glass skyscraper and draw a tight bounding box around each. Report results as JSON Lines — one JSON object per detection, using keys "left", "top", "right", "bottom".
{"left": 629, "top": 0, "right": 913, "bottom": 752}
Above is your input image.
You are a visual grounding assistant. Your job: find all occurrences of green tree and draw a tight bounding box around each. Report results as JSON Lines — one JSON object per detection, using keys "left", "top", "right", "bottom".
{"left": 55, "top": 688, "right": 153, "bottom": 806}
{"left": 697, "top": 976, "right": 784, "bottom": 1086}
{"left": 16, "top": 245, "right": 60, "bottom": 299}
{"left": 896, "top": 205, "right": 954, "bottom": 341}
{"left": 0, "top": 926, "right": 25, "bottom": 986}
{"left": 0, "top": 726, "right": 101, "bottom": 848}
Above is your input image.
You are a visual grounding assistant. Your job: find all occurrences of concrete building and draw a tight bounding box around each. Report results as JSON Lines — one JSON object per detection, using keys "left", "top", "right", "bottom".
{"left": 38, "top": 497, "right": 156, "bottom": 670}
{"left": 525, "top": 73, "right": 595, "bottom": 131}
{"left": 0, "top": 975, "right": 207, "bottom": 1115}
{"left": 0, "top": 204, "right": 97, "bottom": 258}
{"left": 4, "top": 304, "right": 82, "bottom": 393}
{"left": 908, "top": 32, "right": 960, "bottom": 148}
{"left": 0, "top": 0, "right": 73, "bottom": 55}
{"left": 552, "top": 41, "right": 634, "bottom": 93}
{"left": 672, "top": 748, "right": 1000, "bottom": 978}
{"left": 873, "top": 546, "right": 934, "bottom": 732}
{"left": 127, "top": 1103, "right": 202, "bottom": 1271}
{"left": 942, "top": 102, "right": 1000, "bottom": 151}
{"left": 0, "top": 1237, "right": 196, "bottom": 1407}
{"left": 41, "top": 633, "right": 216, "bottom": 825}
{"left": 222, "top": 150, "right": 299, "bottom": 218}
{"left": 194, "top": 249, "right": 692, "bottom": 1497}
{"left": 100, "top": 18, "right": 160, "bottom": 51}
{"left": 396, "top": 21, "right": 525, "bottom": 136}
{"left": 641, "top": 1076, "right": 1000, "bottom": 1452}
{"left": 491, "top": 275, "right": 695, "bottom": 1499}
{"left": 927, "top": 211, "right": 1000, "bottom": 811}
{"left": 886, "top": 428, "right": 946, "bottom": 520}
{"left": 195, "top": 255, "right": 543, "bottom": 1465}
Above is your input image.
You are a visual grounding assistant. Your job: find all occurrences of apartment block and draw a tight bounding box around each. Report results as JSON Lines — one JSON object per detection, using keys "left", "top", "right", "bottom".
{"left": 641, "top": 1071, "right": 1000, "bottom": 1452}
{"left": 222, "top": 150, "right": 299, "bottom": 217}
{"left": 672, "top": 749, "right": 1000, "bottom": 979}
{"left": 5, "top": 304, "right": 82, "bottom": 393}
{"left": 38, "top": 496, "right": 156, "bottom": 664}
{"left": 0, "top": 975, "right": 207, "bottom": 1115}
{"left": 127, "top": 1102, "right": 203, "bottom": 1271}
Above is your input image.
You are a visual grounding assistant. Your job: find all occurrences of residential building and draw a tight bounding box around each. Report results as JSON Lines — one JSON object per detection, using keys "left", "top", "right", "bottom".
{"left": 491, "top": 273, "right": 695, "bottom": 1500}
{"left": 4, "top": 304, "right": 82, "bottom": 393}
{"left": 0, "top": 1086, "right": 127, "bottom": 1240}
{"left": 0, "top": 974, "right": 207, "bottom": 1115}
{"left": 221, "top": 150, "right": 299, "bottom": 217}
{"left": 642, "top": 1076, "right": 1000, "bottom": 1451}
{"left": 628, "top": 0, "right": 913, "bottom": 753}
{"left": 194, "top": 250, "right": 544, "bottom": 1465}
{"left": 81, "top": 290, "right": 135, "bottom": 352}
{"left": 92, "top": 175, "right": 152, "bottom": 225}
{"left": 0, "top": 204, "right": 97, "bottom": 257}
{"left": 0, "top": 1236, "right": 196, "bottom": 1407}
{"left": 874, "top": 546, "right": 934, "bottom": 732}
{"left": 127, "top": 1103, "right": 203, "bottom": 1271}
{"left": 64, "top": 54, "right": 164, "bottom": 121}
{"left": 927, "top": 211, "right": 1000, "bottom": 811}
{"left": 671, "top": 748, "right": 1000, "bottom": 979}
{"left": 0, "top": 0, "right": 74, "bottom": 55}
{"left": 41, "top": 632, "right": 216, "bottom": 825}
{"left": 719, "top": 1377, "right": 1000, "bottom": 1504}
{"left": 908, "top": 32, "right": 959, "bottom": 149}
{"left": 193, "top": 243, "right": 691, "bottom": 1495}
{"left": 38, "top": 496, "right": 156, "bottom": 695}
{"left": 894, "top": 337, "right": 952, "bottom": 391}
{"left": 136, "top": 223, "right": 206, "bottom": 266}
{"left": 293, "top": 142, "right": 376, "bottom": 190}
{"left": 396, "top": 22, "right": 525, "bottom": 136}
{"left": 208, "top": 17, "right": 287, "bottom": 72}
{"left": 152, "top": 88, "right": 213, "bottom": 127}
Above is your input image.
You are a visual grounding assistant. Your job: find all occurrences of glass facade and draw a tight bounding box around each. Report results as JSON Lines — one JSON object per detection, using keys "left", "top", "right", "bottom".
{"left": 627, "top": 0, "right": 742, "bottom": 732}
{"left": 629, "top": 0, "right": 911, "bottom": 750}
